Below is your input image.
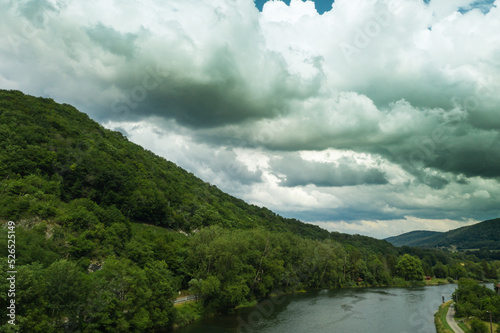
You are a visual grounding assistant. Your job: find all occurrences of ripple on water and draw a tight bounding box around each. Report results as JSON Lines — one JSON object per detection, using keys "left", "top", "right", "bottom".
{"left": 350, "top": 294, "right": 366, "bottom": 304}
{"left": 341, "top": 304, "right": 353, "bottom": 312}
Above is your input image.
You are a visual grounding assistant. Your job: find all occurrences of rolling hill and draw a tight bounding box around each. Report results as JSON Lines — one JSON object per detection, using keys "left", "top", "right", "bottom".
{"left": 0, "top": 89, "right": 404, "bottom": 255}
{"left": 385, "top": 218, "right": 500, "bottom": 250}
{"left": 384, "top": 230, "right": 442, "bottom": 247}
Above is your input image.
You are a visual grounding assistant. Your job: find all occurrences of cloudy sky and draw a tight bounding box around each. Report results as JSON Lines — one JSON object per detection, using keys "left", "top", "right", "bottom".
{"left": 1, "top": 0, "right": 499, "bottom": 238}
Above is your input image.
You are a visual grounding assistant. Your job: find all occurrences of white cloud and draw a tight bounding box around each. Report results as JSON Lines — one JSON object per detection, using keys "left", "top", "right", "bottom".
{"left": 310, "top": 216, "right": 480, "bottom": 239}
{"left": 262, "top": 0, "right": 318, "bottom": 23}
{"left": 1, "top": 0, "right": 499, "bottom": 237}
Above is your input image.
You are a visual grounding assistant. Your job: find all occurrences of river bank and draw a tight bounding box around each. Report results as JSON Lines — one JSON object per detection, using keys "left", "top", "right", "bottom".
{"left": 434, "top": 301, "right": 454, "bottom": 333}
{"left": 174, "top": 278, "right": 457, "bottom": 330}
{"left": 173, "top": 279, "right": 454, "bottom": 330}
{"left": 175, "top": 284, "right": 459, "bottom": 332}
{"left": 434, "top": 282, "right": 498, "bottom": 333}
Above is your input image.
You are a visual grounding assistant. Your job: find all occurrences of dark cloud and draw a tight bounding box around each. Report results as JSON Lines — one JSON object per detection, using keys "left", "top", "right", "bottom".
{"left": 271, "top": 154, "right": 388, "bottom": 187}
{"left": 2, "top": 0, "right": 500, "bottom": 237}
{"left": 19, "top": 0, "right": 58, "bottom": 25}
{"left": 289, "top": 190, "right": 500, "bottom": 225}
{"left": 105, "top": 54, "right": 324, "bottom": 129}
{"left": 237, "top": 101, "right": 500, "bottom": 182}
{"left": 109, "top": 126, "right": 129, "bottom": 137}
{"left": 374, "top": 121, "right": 500, "bottom": 181}
{"left": 85, "top": 24, "right": 138, "bottom": 60}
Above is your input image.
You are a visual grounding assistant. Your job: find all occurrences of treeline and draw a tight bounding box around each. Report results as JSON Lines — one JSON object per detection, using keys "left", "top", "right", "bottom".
{"left": 401, "top": 246, "right": 500, "bottom": 281}
{"left": 1, "top": 219, "right": 500, "bottom": 332}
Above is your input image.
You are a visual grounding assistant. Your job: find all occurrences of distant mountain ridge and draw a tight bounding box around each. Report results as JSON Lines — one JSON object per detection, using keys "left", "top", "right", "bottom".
{"left": 385, "top": 218, "right": 500, "bottom": 250}
{"left": 384, "top": 230, "right": 443, "bottom": 247}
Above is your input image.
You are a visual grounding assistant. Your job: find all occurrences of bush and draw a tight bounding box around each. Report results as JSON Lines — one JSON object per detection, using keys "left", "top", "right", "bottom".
{"left": 174, "top": 302, "right": 203, "bottom": 328}
{"left": 391, "top": 277, "right": 410, "bottom": 287}
{"left": 470, "top": 318, "right": 488, "bottom": 333}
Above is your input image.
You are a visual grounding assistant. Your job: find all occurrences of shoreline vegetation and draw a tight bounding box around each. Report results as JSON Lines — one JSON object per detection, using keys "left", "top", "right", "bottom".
{"left": 434, "top": 301, "right": 454, "bottom": 333}
{"left": 433, "top": 301, "right": 500, "bottom": 333}
{"left": 434, "top": 279, "right": 500, "bottom": 333}
{"left": 177, "top": 278, "right": 494, "bottom": 331}
{"left": 176, "top": 279, "right": 458, "bottom": 330}
{"left": 176, "top": 278, "right": 496, "bottom": 330}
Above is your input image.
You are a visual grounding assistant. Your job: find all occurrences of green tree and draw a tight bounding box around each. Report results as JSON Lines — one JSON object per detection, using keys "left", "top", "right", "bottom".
{"left": 7, "top": 263, "right": 52, "bottom": 332}
{"left": 144, "top": 261, "right": 176, "bottom": 330}
{"left": 85, "top": 257, "right": 152, "bottom": 332}
{"left": 433, "top": 262, "right": 448, "bottom": 278}
{"left": 450, "top": 262, "right": 468, "bottom": 280}
{"left": 44, "top": 260, "right": 89, "bottom": 328}
{"left": 396, "top": 254, "right": 424, "bottom": 281}
{"left": 368, "top": 255, "right": 390, "bottom": 285}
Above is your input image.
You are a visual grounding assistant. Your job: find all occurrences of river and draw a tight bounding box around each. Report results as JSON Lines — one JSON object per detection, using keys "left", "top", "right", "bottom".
{"left": 177, "top": 284, "right": 463, "bottom": 333}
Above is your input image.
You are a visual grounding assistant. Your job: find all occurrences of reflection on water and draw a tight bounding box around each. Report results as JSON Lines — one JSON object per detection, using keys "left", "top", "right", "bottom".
{"left": 404, "top": 288, "right": 426, "bottom": 304}
{"left": 176, "top": 285, "right": 472, "bottom": 333}
{"left": 371, "top": 289, "right": 396, "bottom": 296}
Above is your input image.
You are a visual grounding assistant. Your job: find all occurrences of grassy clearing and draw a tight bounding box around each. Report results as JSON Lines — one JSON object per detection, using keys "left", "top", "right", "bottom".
{"left": 426, "top": 278, "right": 452, "bottom": 286}
{"left": 434, "top": 301, "right": 454, "bottom": 333}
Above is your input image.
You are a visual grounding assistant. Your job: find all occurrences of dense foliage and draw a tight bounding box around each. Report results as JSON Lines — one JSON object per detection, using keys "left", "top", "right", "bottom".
{"left": 0, "top": 90, "right": 499, "bottom": 331}
{"left": 469, "top": 318, "right": 489, "bottom": 333}
{"left": 396, "top": 254, "right": 425, "bottom": 282}
{"left": 0, "top": 90, "right": 332, "bottom": 239}
{"left": 452, "top": 279, "right": 500, "bottom": 323}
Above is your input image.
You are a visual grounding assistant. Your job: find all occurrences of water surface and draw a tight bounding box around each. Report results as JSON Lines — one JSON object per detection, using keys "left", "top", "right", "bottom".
{"left": 177, "top": 284, "right": 464, "bottom": 333}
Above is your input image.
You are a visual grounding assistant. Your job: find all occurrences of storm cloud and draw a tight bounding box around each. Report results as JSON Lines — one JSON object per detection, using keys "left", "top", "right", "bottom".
{"left": 270, "top": 154, "right": 388, "bottom": 187}
{"left": 1, "top": 0, "right": 499, "bottom": 238}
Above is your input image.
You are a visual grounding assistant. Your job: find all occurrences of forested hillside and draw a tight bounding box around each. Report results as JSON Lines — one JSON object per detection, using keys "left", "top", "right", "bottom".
{"left": 0, "top": 90, "right": 498, "bottom": 332}
{"left": 0, "top": 90, "right": 329, "bottom": 239}
{"left": 385, "top": 218, "right": 500, "bottom": 254}
{"left": 385, "top": 230, "right": 442, "bottom": 247}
